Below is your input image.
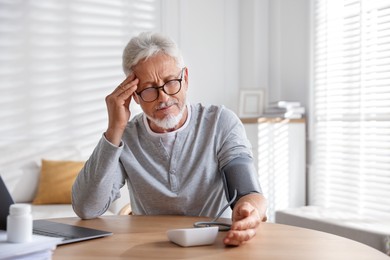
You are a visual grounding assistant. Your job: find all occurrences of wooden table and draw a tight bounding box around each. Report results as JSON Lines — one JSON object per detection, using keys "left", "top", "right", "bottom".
{"left": 52, "top": 215, "right": 388, "bottom": 259}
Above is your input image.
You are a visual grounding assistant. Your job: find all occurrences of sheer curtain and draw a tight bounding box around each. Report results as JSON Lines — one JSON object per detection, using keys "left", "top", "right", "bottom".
{"left": 311, "top": 0, "right": 390, "bottom": 218}
{"left": 0, "top": 0, "right": 161, "bottom": 164}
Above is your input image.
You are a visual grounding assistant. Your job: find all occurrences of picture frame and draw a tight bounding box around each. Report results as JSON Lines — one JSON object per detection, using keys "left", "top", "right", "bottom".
{"left": 238, "top": 89, "right": 264, "bottom": 118}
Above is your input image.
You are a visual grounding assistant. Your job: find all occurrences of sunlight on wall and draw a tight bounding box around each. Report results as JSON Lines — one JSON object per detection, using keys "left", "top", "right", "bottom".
{"left": 257, "top": 121, "right": 290, "bottom": 221}
{"left": 0, "top": 0, "right": 160, "bottom": 171}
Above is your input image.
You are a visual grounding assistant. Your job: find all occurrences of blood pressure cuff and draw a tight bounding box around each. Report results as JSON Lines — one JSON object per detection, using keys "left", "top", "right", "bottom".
{"left": 221, "top": 156, "right": 262, "bottom": 209}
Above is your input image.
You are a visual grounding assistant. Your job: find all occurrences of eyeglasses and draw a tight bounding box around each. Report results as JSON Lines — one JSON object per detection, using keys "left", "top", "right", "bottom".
{"left": 136, "top": 68, "right": 185, "bottom": 102}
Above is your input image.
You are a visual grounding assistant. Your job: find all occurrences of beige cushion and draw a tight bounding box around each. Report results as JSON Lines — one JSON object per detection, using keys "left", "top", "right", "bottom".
{"left": 32, "top": 159, "right": 84, "bottom": 205}
{"left": 0, "top": 145, "right": 83, "bottom": 203}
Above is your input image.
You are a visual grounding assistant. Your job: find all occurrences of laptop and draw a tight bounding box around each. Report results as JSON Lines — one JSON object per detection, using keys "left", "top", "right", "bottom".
{"left": 0, "top": 175, "right": 112, "bottom": 245}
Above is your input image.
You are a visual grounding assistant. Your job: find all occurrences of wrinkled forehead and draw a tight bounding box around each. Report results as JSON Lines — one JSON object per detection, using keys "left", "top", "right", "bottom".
{"left": 132, "top": 53, "right": 180, "bottom": 78}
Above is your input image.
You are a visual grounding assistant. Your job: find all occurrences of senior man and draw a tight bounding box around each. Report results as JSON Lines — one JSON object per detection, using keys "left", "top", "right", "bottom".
{"left": 72, "top": 32, "right": 267, "bottom": 246}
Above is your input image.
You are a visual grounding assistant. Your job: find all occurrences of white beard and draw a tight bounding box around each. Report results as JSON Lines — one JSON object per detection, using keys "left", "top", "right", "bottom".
{"left": 146, "top": 101, "right": 186, "bottom": 130}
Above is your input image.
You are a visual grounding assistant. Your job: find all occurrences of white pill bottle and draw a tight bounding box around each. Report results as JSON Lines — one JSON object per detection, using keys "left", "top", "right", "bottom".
{"left": 7, "top": 204, "right": 33, "bottom": 243}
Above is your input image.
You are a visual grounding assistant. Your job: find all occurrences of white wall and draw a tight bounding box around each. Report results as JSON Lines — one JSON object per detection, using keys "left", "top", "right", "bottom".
{"left": 268, "top": 0, "right": 310, "bottom": 109}
{"left": 0, "top": 0, "right": 310, "bottom": 183}
{"left": 162, "top": 0, "right": 310, "bottom": 113}
{"left": 162, "top": 0, "right": 240, "bottom": 110}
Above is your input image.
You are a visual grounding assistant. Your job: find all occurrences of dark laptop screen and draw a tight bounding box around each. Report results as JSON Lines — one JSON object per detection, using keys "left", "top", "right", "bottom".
{"left": 0, "top": 175, "right": 15, "bottom": 230}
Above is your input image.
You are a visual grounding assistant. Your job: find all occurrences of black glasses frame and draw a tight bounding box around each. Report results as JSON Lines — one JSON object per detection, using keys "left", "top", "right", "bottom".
{"left": 136, "top": 68, "right": 185, "bottom": 102}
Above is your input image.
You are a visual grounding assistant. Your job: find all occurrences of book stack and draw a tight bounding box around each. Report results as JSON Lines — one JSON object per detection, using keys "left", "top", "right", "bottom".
{"left": 263, "top": 101, "right": 305, "bottom": 119}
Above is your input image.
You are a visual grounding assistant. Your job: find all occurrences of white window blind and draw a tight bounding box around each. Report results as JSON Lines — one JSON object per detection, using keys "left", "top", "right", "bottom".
{"left": 0, "top": 0, "right": 161, "bottom": 165}
{"left": 311, "top": 0, "right": 390, "bottom": 218}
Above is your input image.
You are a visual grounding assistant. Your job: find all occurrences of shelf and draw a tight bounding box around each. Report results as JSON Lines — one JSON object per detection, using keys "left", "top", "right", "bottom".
{"left": 240, "top": 117, "right": 305, "bottom": 124}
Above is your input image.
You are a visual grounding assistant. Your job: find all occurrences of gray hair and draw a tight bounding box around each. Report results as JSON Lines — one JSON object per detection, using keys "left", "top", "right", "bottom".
{"left": 122, "top": 32, "right": 185, "bottom": 76}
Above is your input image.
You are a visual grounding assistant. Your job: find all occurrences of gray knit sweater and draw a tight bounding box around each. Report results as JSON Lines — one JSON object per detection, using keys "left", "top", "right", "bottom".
{"left": 72, "top": 103, "right": 254, "bottom": 219}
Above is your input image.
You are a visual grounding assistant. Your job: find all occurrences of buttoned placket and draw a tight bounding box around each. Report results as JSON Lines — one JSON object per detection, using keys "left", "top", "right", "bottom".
{"left": 167, "top": 133, "right": 183, "bottom": 193}
{"left": 155, "top": 136, "right": 178, "bottom": 192}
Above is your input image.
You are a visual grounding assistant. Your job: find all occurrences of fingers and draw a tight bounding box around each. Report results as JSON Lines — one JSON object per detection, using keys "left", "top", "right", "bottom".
{"left": 112, "top": 73, "right": 139, "bottom": 98}
{"left": 223, "top": 214, "right": 259, "bottom": 246}
{"left": 106, "top": 74, "right": 139, "bottom": 112}
{"left": 223, "top": 203, "right": 262, "bottom": 246}
{"left": 104, "top": 74, "right": 139, "bottom": 142}
{"left": 231, "top": 212, "right": 261, "bottom": 230}
{"left": 223, "top": 228, "right": 257, "bottom": 246}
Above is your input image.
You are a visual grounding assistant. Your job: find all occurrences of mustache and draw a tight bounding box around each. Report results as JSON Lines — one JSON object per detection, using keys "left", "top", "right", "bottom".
{"left": 155, "top": 99, "right": 178, "bottom": 110}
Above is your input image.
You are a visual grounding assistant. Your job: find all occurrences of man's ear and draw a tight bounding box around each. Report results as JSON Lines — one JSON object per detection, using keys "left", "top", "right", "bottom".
{"left": 183, "top": 67, "right": 189, "bottom": 90}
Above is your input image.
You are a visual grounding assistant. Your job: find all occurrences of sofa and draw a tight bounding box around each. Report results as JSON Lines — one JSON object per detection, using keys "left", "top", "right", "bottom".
{"left": 0, "top": 145, "right": 129, "bottom": 220}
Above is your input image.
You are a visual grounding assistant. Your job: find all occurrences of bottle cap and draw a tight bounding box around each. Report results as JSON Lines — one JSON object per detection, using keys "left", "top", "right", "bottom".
{"left": 9, "top": 204, "right": 31, "bottom": 215}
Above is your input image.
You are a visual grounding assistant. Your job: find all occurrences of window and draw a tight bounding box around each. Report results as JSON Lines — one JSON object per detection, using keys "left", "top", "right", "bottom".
{"left": 0, "top": 0, "right": 161, "bottom": 164}
{"left": 311, "top": 0, "right": 390, "bottom": 218}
